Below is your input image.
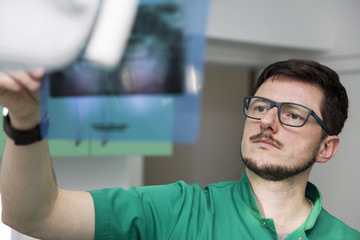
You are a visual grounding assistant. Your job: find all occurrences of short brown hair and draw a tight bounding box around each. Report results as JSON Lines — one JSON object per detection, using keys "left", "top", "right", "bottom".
{"left": 251, "top": 59, "right": 348, "bottom": 136}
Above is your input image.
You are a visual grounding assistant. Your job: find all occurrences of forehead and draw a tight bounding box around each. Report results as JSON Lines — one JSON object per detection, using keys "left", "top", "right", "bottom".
{"left": 254, "top": 77, "right": 324, "bottom": 112}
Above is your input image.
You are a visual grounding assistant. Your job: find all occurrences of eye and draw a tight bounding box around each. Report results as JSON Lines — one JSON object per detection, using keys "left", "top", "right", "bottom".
{"left": 289, "top": 113, "right": 302, "bottom": 120}
{"left": 255, "top": 106, "right": 268, "bottom": 113}
{"left": 281, "top": 104, "right": 308, "bottom": 124}
{"left": 246, "top": 98, "right": 271, "bottom": 116}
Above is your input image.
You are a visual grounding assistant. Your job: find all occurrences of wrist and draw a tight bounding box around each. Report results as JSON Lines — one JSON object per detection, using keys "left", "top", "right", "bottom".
{"left": 4, "top": 108, "right": 41, "bottom": 131}
{"left": 3, "top": 109, "right": 48, "bottom": 145}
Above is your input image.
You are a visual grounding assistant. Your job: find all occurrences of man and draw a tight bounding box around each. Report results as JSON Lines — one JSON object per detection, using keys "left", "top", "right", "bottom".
{"left": 0, "top": 59, "right": 359, "bottom": 239}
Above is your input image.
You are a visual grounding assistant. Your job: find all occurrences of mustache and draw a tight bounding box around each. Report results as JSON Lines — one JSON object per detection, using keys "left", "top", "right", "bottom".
{"left": 249, "top": 133, "right": 283, "bottom": 149}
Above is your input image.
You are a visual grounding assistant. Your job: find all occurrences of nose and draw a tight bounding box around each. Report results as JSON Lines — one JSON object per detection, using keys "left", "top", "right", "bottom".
{"left": 259, "top": 107, "right": 279, "bottom": 133}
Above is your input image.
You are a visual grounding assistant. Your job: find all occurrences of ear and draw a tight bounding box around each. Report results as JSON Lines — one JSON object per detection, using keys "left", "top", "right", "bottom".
{"left": 316, "top": 135, "right": 340, "bottom": 163}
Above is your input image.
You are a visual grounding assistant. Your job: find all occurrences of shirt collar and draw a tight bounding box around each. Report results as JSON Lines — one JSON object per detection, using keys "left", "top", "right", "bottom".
{"left": 238, "top": 171, "right": 322, "bottom": 231}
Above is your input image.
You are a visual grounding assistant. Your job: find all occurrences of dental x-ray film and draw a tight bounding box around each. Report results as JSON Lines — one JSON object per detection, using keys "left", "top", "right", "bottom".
{"left": 50, "top": 1, "right": 185, "bottom": 95}
{"left": 41, "top": 0, "right": 210, "bottom": 143}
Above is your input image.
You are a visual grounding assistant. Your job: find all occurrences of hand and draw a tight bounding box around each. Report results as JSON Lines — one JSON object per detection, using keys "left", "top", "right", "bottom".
{"left": 0, "top": 69, "right": 45, "bottom": 130}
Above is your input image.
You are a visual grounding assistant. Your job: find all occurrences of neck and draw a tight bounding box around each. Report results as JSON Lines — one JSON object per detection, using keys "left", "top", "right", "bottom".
{"left": 245, "top": 168, "right": 313, "bottom": 234}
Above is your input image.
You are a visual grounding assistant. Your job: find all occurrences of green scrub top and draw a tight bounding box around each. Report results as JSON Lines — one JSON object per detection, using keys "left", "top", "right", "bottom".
{"left": 89, "top": 173, "right": 360, "bottom": 239}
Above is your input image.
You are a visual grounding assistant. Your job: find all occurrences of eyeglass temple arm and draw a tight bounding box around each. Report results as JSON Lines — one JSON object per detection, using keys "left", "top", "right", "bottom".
{"left": 311, "top": 112, "right": 330, "bottom": 135}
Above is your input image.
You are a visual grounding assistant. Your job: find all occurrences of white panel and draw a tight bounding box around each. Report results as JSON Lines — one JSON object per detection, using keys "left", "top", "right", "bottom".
{"left": 0, "top": 0, "right": 100, "bottom": 71}
{"left": 85, "top": 0, "right": 138, "bottom": 68}
{"left": 207, "top": 0, "right": 332, "bottom": 50}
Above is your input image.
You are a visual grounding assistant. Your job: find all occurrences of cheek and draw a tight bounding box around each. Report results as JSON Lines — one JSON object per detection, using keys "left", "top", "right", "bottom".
{"left": 240, "top": 124, "right": 251, "bottom": 153}
{"left": 240, "top": 121, "right": 261, "bottom": 156}
{"left": 242, "top": 120, "right": 257, "bottom": 136}
{"left": 241, "top": 124, "right": 252, "bottom": 146}
{"left": 284, "top": 133, "right": 321, "bottom": 160}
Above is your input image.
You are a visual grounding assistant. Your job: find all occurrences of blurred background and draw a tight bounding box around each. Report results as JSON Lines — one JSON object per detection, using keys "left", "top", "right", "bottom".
{"left": 1, "top": 0, "right": 360, "bottom": 239}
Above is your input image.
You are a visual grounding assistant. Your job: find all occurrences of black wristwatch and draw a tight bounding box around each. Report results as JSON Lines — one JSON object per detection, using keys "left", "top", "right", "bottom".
{"left": 3, "top": 112, "right": 44, "bottom": 145}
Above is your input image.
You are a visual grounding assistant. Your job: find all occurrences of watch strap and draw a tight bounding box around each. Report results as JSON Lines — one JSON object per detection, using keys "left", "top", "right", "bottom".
{"left": 3, "top": 114, "right": 43, "bottom": 145}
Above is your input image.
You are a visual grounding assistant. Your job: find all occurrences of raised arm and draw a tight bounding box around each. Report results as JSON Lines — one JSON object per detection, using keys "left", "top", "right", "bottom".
{"left": 0, "top": 70, "right": 95, "bottom": 240}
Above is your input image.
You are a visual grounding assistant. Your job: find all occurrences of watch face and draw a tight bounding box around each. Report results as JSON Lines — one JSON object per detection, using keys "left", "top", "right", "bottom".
{"left": 2, "top": 107, "right": 8, "bottom": 116}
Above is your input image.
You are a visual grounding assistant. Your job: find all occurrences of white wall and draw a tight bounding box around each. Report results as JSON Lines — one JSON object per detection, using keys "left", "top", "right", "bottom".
{"left": 325, "top": 0, "right": 360, "bottom": 55}
{"left": 207, "top": 0, "right": 332, "bottom": 51}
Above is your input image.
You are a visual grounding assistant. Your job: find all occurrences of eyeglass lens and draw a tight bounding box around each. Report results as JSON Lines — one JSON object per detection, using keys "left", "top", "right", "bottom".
{"left": 245, "top": 97, "right": 309, "bottom": 127}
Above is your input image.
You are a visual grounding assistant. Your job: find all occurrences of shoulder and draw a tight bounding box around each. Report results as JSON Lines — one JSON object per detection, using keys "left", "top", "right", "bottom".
{"left": 89, "top": 180, "right": 240, "bottom": 210}
{"left": 310, "top": 208, "right": 360, "bottom": 239}
{"left": 205, "top": 181, "right": 239, "bottom": 189}
{"left": 136, "top": 180, "right": 240, "bottom": 194}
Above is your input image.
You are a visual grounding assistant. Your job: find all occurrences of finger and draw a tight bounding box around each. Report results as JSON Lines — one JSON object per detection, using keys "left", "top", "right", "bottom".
{"left": 0, "top": 72, "right": 22, "bottom": 91}
{"left": 29, "top": 68, "right": 46, "bottom": 80}
{"left": 8, "top": 70, "right": 41, "bottom": 91}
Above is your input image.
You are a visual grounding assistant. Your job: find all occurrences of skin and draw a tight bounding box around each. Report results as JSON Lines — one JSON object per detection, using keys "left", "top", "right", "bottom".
{"left": 0, "top": 70, "right": 95, "bottom": 239}
{"left": 240, "top": 76, "right": 340, "bottom": 233}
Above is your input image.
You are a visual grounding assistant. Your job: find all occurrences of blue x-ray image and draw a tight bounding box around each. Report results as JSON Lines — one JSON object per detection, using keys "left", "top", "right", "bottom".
{"left": 41, "top": 0, "right": 210, "bottom": 143}
{"left": 50, "top": 3, "right": 185, "bottom": 96}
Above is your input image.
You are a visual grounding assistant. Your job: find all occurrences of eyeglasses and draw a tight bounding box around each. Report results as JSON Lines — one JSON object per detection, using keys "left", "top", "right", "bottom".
{"left": 243, "top": 96, "right": 329, "bottom": 134}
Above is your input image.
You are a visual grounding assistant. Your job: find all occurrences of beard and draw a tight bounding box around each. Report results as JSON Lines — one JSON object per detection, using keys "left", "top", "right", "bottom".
{"left": 240, "top": 134, "right": 321, "bottom": 181}
{"left": 241, "top": 155, "right": 316, "bottom": 181}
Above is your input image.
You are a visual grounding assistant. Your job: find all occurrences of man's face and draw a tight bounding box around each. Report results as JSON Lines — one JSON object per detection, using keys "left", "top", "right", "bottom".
{"left": 240, "top": 77, "right": 325, "bottom": 181}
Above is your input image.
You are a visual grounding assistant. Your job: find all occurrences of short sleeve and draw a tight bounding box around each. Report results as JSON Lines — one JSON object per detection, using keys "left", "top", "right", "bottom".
{"left": 89, "top": 181, "right": 211, "bottom": 240}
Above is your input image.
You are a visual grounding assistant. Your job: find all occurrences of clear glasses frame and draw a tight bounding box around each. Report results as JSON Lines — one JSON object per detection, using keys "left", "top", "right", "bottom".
{"left": 243, "top": 96, "right": 329, "bottom": 134}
